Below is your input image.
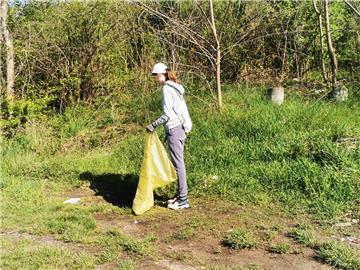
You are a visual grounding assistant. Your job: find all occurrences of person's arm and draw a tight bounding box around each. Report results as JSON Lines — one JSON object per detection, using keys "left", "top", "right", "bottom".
{"left": 146, "top": 115, "right": 169, "bottom": 132}
{"left": 146, "top": 88, "right": 174, "bottom": 132}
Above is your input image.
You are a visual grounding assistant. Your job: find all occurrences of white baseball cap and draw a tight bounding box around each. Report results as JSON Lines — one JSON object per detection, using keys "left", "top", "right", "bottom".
{"left": 152, "top": 63, "right": 168, "bottom": 75}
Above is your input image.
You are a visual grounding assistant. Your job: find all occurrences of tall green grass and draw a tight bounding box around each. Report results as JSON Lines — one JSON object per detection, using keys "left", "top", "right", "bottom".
{"left": 187, "top": 86, "right": 360, "bottom": 216}
{"left": 1, "top": 84, "right": 359, "bottom": 223}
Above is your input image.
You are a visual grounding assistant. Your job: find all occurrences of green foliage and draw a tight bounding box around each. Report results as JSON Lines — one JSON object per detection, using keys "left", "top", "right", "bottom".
{"left": 117, "top": 260, "right": 137, "bottom": 270}
{"left": 98, "top": 229, "right": 156, "bottom": 258}
{"left": 1, "top": 176, "right": 52, "bottom": 230}
{"left": 1, "top": 244, "right": 96, "bottom": 270}
{"left": 2, "top": 85, "right": 359, "bottom": 222}
{"left": 6, "top": 0, "right": 360, "bottom": 107}
{"left": 0, "top": 97, "right": 54, "bottom": 137}
{"left": 187, "top": 86, "right": 360, "bottom": 217}
{"left": 39, "top": 206, "right": 97, "bottom": 242}
{"left": 1, "top": 81, "right": 360, "bottom": 269}
{"left": 315, "top": 241, "right": 360, "bottom": 270}
{"left": 173, "top": 227, "right": 195, "bottom": 240}
{"left": 288, "top": 225, "right": 317, "bottom": 248}
{"left": 269, "top": 243, "right": 290, "bottom": 254}
{"left": 119, "top": 234, "right": 157, "bottom": 257}
{"left": 222, "top": 229, "right": 259, "bottom": 249}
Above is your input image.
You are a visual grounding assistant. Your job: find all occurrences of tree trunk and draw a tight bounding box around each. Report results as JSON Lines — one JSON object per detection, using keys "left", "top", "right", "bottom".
{"left": 312, "top": 0, "right": 327, "bottom": 83}
{"left": 215, "top": 45, "right": 222, "bottom": 109}
{"left": 0, "top": 0, "right": 14, "bottom": 98}
{"left": 324, "top": 0, "right": 338, "bottom": 85}
{"left": 209, "top": 0, "right": 222, "bottom": 109}
{"left": 0, "top": 23, "right": 3, "bottom": 91}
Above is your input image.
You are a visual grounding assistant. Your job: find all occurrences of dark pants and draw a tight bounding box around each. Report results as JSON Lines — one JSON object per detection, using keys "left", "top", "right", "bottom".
{"left": 167, "top": 125, "right": 188, "bottom": 198}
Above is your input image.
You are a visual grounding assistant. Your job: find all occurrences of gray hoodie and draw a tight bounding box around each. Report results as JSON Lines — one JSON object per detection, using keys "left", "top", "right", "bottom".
{"left": 151, "top": 80, "right": 192, "bottom": 133}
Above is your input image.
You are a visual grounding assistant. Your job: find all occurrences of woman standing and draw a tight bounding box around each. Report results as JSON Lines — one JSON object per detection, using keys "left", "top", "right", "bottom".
{"left": 146, "top": 63, "right": 192, "bottom": 210}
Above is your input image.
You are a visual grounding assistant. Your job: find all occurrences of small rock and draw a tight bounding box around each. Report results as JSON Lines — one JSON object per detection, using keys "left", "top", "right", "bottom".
{"left": 63, "top": 198, "right": 80, "bottom": 204}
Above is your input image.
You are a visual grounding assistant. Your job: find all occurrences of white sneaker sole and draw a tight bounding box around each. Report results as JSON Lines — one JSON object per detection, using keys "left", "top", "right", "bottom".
{"left": 167, "top": 204, "right": 190, "bottom": 210}
{"left": 167, "top": 199, "right": 177, "bottom": 205}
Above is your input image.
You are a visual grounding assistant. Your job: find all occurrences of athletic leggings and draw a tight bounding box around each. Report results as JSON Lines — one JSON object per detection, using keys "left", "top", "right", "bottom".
{"left": 167, "top": 125, "right": 188, "bottom": 198}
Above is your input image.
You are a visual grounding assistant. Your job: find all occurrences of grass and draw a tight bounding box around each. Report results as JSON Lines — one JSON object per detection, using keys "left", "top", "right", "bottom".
{"left": 173, "top": 227, "right": 195, "bottom": 240}
{"left": 288, "top": 224, "right": 317, "bottom": 248}
{"left": 222, "top": 229, "right": 259, "bottom": 249}
{"left": 316, "top": 242, "right": 360, "bottom": 270}
{"left": 116, "top": 260, "right": 137, "bottom": 270}
{"left": 38, "top": 206, "right": 97, "bottom": 242}
{"left": 269, "top": 243, "right": 290, "bottom": 254}
{"left": 2, "top": 84, "right": 360, "bottom": 218}
{"left": 1, "top": 243, "right": 96, "bottom": 270}
{"left": 288, "top": 225, "right": 360, "bottom": 270}
{"left": 97, "top": 229, "right": 156, "bottom": 259}
{"left": 1, "top": 84, "right": 360, "bottom": 269}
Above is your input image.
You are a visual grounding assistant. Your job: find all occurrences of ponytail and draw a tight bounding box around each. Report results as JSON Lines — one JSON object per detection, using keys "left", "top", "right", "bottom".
{"left": 165, "top": 70, "right": 180, "bottom": 84}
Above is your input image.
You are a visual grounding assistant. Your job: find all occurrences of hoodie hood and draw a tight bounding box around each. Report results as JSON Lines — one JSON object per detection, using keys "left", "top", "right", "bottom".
{"left": 165, "top": 80, "right": 185, "bottom": 95}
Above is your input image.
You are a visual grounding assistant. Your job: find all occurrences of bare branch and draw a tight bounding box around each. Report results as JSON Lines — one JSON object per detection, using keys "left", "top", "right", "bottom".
{"left": 137, "top": 1, "right": 215, "bottom": 50}
{"left": 197, "top": 2, "right": 213, "bottom": 29}
{"left": 343, "top": 0, "right": 360, "bottom": 17}
{"left": 219, "top": 1, "right": 231, "bottom": 42}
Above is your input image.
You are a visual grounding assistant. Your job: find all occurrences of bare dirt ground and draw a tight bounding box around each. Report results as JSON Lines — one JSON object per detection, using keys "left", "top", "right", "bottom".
{"left": 63, "top": 186, "right": 339, "bottom": 270}
{"left": 3, "top": 184, "right": 359, "bottom": 270}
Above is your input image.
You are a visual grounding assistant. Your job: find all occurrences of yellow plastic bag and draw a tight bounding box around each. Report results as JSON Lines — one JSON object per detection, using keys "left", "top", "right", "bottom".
{"left": 132, "top": 132, "right": 177, "bottom": 215}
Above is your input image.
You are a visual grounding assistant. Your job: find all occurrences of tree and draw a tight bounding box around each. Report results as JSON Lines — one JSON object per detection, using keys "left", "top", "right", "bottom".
{"left": 312, "top": 0, "right": 327, "bottom": 83}
{"left": 0, "top": 20, "right": 3, "bottom": 91}
{"left": 139, "top": 1, "right": 224, "bottom": 109}
{"left": 209, "top": 0, "right": 222, "bottom": 109}
{"left": 324, "top": 0, "right": 338, "bottom": 85}
{"left": 139, "top": 1, "right": 264, "bottom": 110}
{"left": 0, "top": 0, "right": 14, "bottom": 98}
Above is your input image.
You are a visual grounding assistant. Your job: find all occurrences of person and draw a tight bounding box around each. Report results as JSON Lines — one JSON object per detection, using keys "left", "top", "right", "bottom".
{"left": 146, "top": 62, "right": 192, "bottom": 210}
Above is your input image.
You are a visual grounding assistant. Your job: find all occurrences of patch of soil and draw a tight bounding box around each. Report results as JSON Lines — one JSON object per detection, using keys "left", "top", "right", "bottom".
{"left": 94, "top": 212, "right": 143, "bottom": 237}
{"left": 160, "top": 240, "right": 332, "bottom": 270}
{"left": 49, "top": 186, "right": 357, "bottom": 269}
{"left": 0, "top": 230, "right": 100, "bottom": 255}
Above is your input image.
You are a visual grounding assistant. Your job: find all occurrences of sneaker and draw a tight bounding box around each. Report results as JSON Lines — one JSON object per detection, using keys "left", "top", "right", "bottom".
{"left": 167, "top": 195, "right": 179, "bottom": 205}
{"left": 168, "top": 197, "right": 190, "bottom": 210}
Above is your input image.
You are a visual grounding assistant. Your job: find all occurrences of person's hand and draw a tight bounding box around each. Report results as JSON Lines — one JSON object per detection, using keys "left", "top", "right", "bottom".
{"left": 146, "top": 124, "right": 155, "bottom": 133}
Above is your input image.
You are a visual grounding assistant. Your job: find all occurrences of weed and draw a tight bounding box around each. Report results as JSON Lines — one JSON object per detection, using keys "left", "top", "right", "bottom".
{"left": 173, "top": 227, "right": 195, "bottom": 240}
{"left": 264, "top": 230, "right": 278, "bottom": 242}
{"left": 269, "top": 243, "right": 290, "bottom": 254}
{"left": 288, "top": 225, "right": 317, "bottom": 248}
{"left": 98, "top": 229, "right": 156, "bottom": 258}
{"left": 116, "top": 259, "right": 137, "bottom": 270}
{"left": 222, "top": 229, "right": 259, "bottom": 249}
{"left": 315, "top": 241, "right": 360, "bottom": 270}
{"left": 119, "top": 234, "right": 156, "bottom": 257}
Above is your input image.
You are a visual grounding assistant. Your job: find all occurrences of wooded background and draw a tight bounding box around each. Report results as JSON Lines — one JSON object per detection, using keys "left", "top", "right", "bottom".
{"left": 1, "top": 0, "right": 359, "bottom": 111}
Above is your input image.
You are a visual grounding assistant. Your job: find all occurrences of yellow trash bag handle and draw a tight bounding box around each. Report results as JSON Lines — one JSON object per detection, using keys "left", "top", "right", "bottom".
{"left": 132, "top": 132, "right": 177, "bottom": 215}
